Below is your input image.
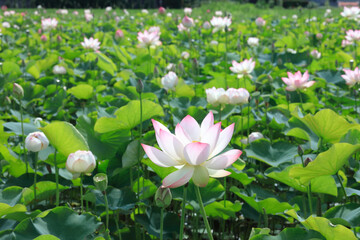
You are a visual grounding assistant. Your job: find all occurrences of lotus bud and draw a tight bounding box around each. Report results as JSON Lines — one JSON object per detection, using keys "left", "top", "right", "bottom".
{"left": 136, "top": 79, "right": 144, "bottom": 94}
{"left": 297, "top": 145, "right": 304, "bottom": 157}
{"left": 304, "top": 157, "right": 312, "bottom": 167}
{"left": 153, "top": 65, "right": 159, "bottom": 77}
{"left": 66, "top": 150, "right": 96, "bottom": 175}
{"left": 115, "top": 29, "right": 124, "bottom": 39}
{"left": 154, "top": 187, "right": 172, "bottom": 208}
{"left": 13, "top": 83, "right": 24, "bottom": 99}
{"left": 4, "top": 96, "right": 11, "bottom": 105}
{"left": 161, "top": 71, "right": 178, "bottom": 91}
{"left": 40, "top": 34, "right": 47, "bottom": 42}
{"left": 57, "top": 35, "right": 62, "bottom": 42}
{"left": 158, "top": 7, "right": 166, "bottom": 15}
{"left": 25, "top": 131, "right": 49, "bottom": 152}
{"left": 93, "top": 173, "right": 108, "bottom": 192}
{"left": 192, "top": 58, "right": 198, "bottom": 70}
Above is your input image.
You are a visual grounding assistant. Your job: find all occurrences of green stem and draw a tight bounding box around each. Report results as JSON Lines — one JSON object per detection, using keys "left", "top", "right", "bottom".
{"left": 114, "top": 211, "right": 122, "bottom": 240}
{"left": 160, "top": 207, "right": 164, "bottom": 240}
{"left": 224, "top": 29, "right": 228, "bottom": 88}
{"left": 54, "top": 150, "right": 59, "bottom": 207}
{"left": 336, "top": 172, "right": 348, "bottom": 203}
{"left": 104, "top": 191, "right": 110, "bottom": 239}
{"left": 80, "top": 174, "right": 84, "bottom": 213}
{"left": 298, "top": 90, "right": 304, "bottom": 111}
{"left": 148, "top": 46, "right": 151, "bottom": 76}
{"left": 307, "top": 185, "right": 313, "bottom": 216}
{"left": 194, "top": 185, "right": 214, "bottom": 240}
{"left": 179, "top": 186, "right": 187, "bottom": 240}
{"left": 137, "top": 92, "right": 143, "bottom": 212}
{"left": 240, "top": 105, "right": 244, "bottom": 146}
{"left": 33, "top": 153, "right": 38, "bottom": 206}
{"left": 20, "top": 102, "right": 28, "bottom": 175}
{"left": 223, "top": 178, "right": 227, "bottom": 207}
{"left": 247, "top": 98, "right": 251, "bottom": 144}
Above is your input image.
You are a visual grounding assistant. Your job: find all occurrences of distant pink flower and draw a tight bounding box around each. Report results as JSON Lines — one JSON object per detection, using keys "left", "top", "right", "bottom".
{"left": 41, "top": 18, "right": 58, "bottom": 31}
{"left": 177, "top": 23, "right": 188, "bottom": 32}
{"left": 182, "top": 16, "right": 194, "bottom": 28}
{"left": 184, "top": 7, "right": 192, "bottom": 15}
{"left": 210, "top": 16, "right": 231, "bottom": 33}
{"left": 316, "top": 33, "right": 323, "bottom": 40}
{"left": 1, "top": 5, "right": 7, "bottom": 11}
{"left": 115, "top": 29, "right": 124, "bottom": 39}
{"left": 282, "top": 71, "right": 315, "bottom": 91}
{"left": 341, "top": 67, "right": 360, "bottom": 87}
{"left": 85, "top": 13, "right": 93, "bottom": 22}
{"left": 142, "top": 112, "right": 242, "bottom": 188}
{"left": 81, "top": 37, "right": 101, "bottom": 51}
{"left": 137, "top": 30, "right": 161, "bottom": 48}
{"left": 202, "top": 21, "right": 211, "bottom": 29}
{"left": 341, "top": 6, "right": 360, "bottom": 20}
{"left": 73, "top": 11, "right": 78, "bottom": 15}
{"left": 158, "top": 7, "right": 166, "bottom": 14}
{"left": 230, "top": 58, "right": 255, "bottom": 78}
{"left": 41, "top": 35, "right": 47, "bottom": 42}
{"left": 345, "top": 29, "right": 360, "bottom": 42}
{"left": 342, "top": 39, "right": 353, "bottom": 47}
{"left": 310, "top": 50, "right": 321, "bottom": 59}
{"left": 255, "top": 17, "right": 266, "bottom": 27}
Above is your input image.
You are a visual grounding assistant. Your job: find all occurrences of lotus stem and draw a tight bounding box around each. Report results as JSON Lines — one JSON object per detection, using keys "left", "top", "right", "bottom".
{"left": 80, "top": 174, "right": 84, "bottom": 213}
{"left": 33, "top": 153, "right": 38, "bottom": 206}
{"left": 194, "top": 185, "right": 214, "bottom": 240}
{"left": 224, "top": 28, "right": 228, "bottom": 89}
{"left": 179, "top": 185, "right": 187, "bottom": 240}
{"left": 54, "top": 150, "right": 60, "bottom": 207}
{"left": 160, "top": 207, "right": 164, "bottom": 240}
{"left": 104, "top": 191, "right": 110, "bottom": 239}
{"left": 20, "top": 102, "right": 28, "bottom": 175}
{"left": 336, "top": 172, "right": 348, "bottom": 203}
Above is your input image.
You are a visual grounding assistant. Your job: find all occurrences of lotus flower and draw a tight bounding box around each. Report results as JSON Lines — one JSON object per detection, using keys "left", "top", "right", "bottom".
{"left": 66, "top": 150, "right": 96, "bottom": 175}
{"left": 341, "top": 67, "right": 360, "bottom": 87}
{"left": 161, "top": 71, "right": 178, "bottom": 91}
{"left": 53, "top": 65, "right": 67, "bottom": 75}
{"left": 142, "top": 112, "right": 242, "bottom": 188}
{"left": 182, "top": 16, "right": 195, "bottom": 28}
{"left": 247, "top": 37, "right": 259, "bottom": 47}
{"left": 341, "top": 6, "right": 360, "bottom": 20}
{"left": 255, "top": 17, "right": 266, "bottom": 27}
{"left": 205, "top": 87, "right": 229, "bottom": 106}
{"left": 281, "top": 71, "right": 315, "bottom": 91}
{"left": 310, "top": 50, "right": 321, "bottom": 59}
{"left": 184, "top": 7, "right": 192, "bottom": 15}
{"left": 345, "top": 29, "right": 360, "bottom": 42}
{"left": 210, "top": 16, "right": 231, "bottom": 33}
{"left": 230, "top": 58, "right": 255, "bottom": 78}
{"left": 25, "top": 132, "right": 49, "bottom": 152}
{"left": 137, "top": 30, "right": 161, "bottom": 48}
{"left": 41, "top": 18, "right": 58, "bottom": 31}
{"left": 226, "top": 88, "right": 250, "bottom": 105}
{"left": 81, "top": 37, "right": 100, "bottom": 51}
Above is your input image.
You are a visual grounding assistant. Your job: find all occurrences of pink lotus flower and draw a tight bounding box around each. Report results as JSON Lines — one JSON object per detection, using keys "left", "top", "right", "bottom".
{"left": 115, "top": 29, "right": 124, "bottom": 39}
{"left": 345, "top": 29, "right": 360, "bottom": 42}
{"left": 230, "top": 58, "right": 255, "bottom": 78}
{"left": 184, "top": 7, "right": 192, "bottom": 16}
{"left": 66, "top": 150, "right": 96, "bottom": 176}
{"left": 40, "top": 35, "right": 47, "bottom": 42}
{"left": 281, "top": 71, "right": 315, "bottom": 91}
{"left": 255, "top": 17, "right": 266, "bottom": 27}
{"left": 142, "top": 112, "right": 242, "bottom": 188}
{"left": 226, "top": 88, "right": 250, "bottom": 105}
{"left": 341, "top": 6, "right": 360, "bottom": 20}
{"left": 81, "top": 37, "right": 101, "bottom": 51}
{"left": 310, "top": 49, "right": 321, "bottom": 59}
{"left": 25, "top": 132, "right": 49, "bottom": 152}
{"left": 137, "top": 30, "right": 161, "bottom": 48}
{"left": 342, "top": 39, "right": 353, "bottom": 47}
{"left": 205, "top": 87, "right": 229, "bottom": 106}
{"left": 41, "top": 18, "right": 58, "bottom": 31}
{"left": 158, "top": 7, "right": 166, "bottom": 14}
{"left": 341, "top": 67, "right": 360, "bottom": 87}
{"left": 182, "top": 16, "right": 194, "bottom": 28}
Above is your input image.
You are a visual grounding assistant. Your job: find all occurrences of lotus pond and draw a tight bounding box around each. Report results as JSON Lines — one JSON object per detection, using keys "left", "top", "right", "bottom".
{"left": 0, "top": 3, "right": 360, "bottom": 240}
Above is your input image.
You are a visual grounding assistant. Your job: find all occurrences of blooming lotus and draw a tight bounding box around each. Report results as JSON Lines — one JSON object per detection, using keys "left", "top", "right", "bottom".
{"left": 341, "top": 6, "right": 360, "bottom": 20}
{"left": 281, "top": 71, "right": 315, "bottom": 91}
{"left": 210, "top": 16, "right": 231, "bottom": 33}
{"left": 66, "top": 150, "right": 96, "bottom": 176}
{"left": 142, "top": 112, "right": 242, "bottom": 188}
{"left": 226, "top": 88, "right": 250, "bottom": 105}
{"left": 182, "top": 16, "right": 195, "bottom": 29}
{"left": 81, "top": 37, "right": 100, "bottom": 51}
{"left": 345, "top": 29, "right": 360, "bottom": 42}
{"left": 205, "top": 87, "right": 229, "bottom": 106}
{"left": 255, "top": 17, "right": 266, "bottom": 27}
{"left": 230, "top": 58, "right": 255, "bottom": 79}
{"left": 137, "top": 30, "right": 161, "bottom": 48}
{"left": 310, "top": 50, "right": 321, "bottom": 59}
{"left": 115, "top": 29, "right": 124, "bottom": 39}
{"left": 247, "top": 37, "right": 259, "bottom": 47}
{"left": 85, "top": 13, "right": 93, "bottom": 22}
{"left": 25, "top": 132, "right": 49, "bottom": 152}
{"left": 240, "top": 132, "right": 264, "bottom": 144}
{"left": 161, "top": 71, "right": 178, "bottom": 91}
{"left": 41, "top": 18, "right": 58, "bottom": 31}
{"left": 53, "top": 65, "right": 67, "bottom": 75}
{"left": 341, "top": 67, "right": 360, "bottom": 87}
{"left": 184, "top": 7, "right": 192, "bottom": 15}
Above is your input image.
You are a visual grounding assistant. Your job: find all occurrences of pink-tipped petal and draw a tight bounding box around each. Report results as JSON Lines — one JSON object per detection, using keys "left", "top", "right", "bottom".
{"left": 208, "top": 169, "right": 232, "bottom": 178}
{"left": 142, "top": 144, "right": 180, "bottom": 167}
{"left": 281, "top": 77, "right": 290, "bottom": 85}
{"left": 303, "top": 81, "right": 315, "bottom": 88}
{"left": 200, "top": 111, "right": 214, "bottom": 137}
{"left": 201, "top": 122, "right": 221, "bottom": 153}
{"left": 210, "top": 123, "right": 235, "bottom": 158}
{"left": 285, "top": 85, "right": 297, "bottom": 91}
{"left": 183, "top": 142, "right": 210, "bottom": 165}
{"left": 205, "top": 149, "right": 242, "bottom": 170}
{"left": 192, "top": 166, "right": 209, "bottom": 187}
{"left": 152, "top": 119, "right": 170, "bottom": 135}
{"left": 158, "top": 130, "right": 185, "bottom": 160}
{"left": 180, "top": 115, "right": 201, "bottom": 141}
{"left": 175, "top": 124, "right": 192, "bottom": 145}
{"left": 162, "top": 165, "right": 194, "bottom": 188}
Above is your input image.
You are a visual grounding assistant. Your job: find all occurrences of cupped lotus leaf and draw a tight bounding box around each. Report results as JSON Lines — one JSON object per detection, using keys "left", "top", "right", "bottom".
{"left": 324, "top": 203, "right": 360, "bottom": 228}
{"left": 285, "top": 209, "right": 357, "bottom": 240}
{"left": 40, "top": 121, "right": 89, "bottom": 157}
{"left": 250, "top": 228, "right": 325, "bottom": 240}
{"left": 230, "top": 186, "right": 299, "bottom": 216}
{"left": 114, "top": 100, "right": 164, "bottom": 129}
{"left": 204, "top": 200, "right": 242, "bottom": 220}
{"left": 0, "top": 186, "right": 23, "bottom": 206}
{"left": 245, "top": 139, "right": 298, "bottom": 167}
{"left": 267, "top": 165, "right": 338, "bottom": 196}
{"left": 67, "top": 84, "right": 94, "bottom": 100}
{"left": 289, "top": 143, "right": 360, "bottom": 184}
{"left": 0, "top": 203, "right": 27, "bottom": 218}
{"left": 13, "top": 207, "right": 101, "bottom": 240}
{"left": 294, "top": 109, "right": 356, "bottom": 143}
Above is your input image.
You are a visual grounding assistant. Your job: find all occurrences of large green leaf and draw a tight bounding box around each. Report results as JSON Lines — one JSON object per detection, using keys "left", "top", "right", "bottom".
{"left": 294, "top": 109, "right": 356, "bottom": 143}
{"left": 0, "top": 144, "right": 31, "bottom": 177}
{"left": 22, "top": 181, "right": 68, "bottom": 205}
{"left": 250, "top": 228, "right": 325, "bottom": 240}
{"left": 267, "top": 164, "right": 338, "bottom": 196}
{"left": 204, "top": 200, "right": 242, "bottom": 220}
{"left": 0, "top": 203, "right": 27, "bottom": 219}
{"left": 95, "top": 52, "right": 118, "bottom": 76}
{"left": 289, "top": 143, "right": 360, "bottom": 184}
{"left": 67, "top": 84, "right": 94, "bottom": 100}
{"left": 324, "top": 203, "right": 360, "bottom": 228}
{"left": 0, "top": 186, "right": 23, "bottom": 206}
{"left": 122, "top": 140, "right": 144, "bottom": 168}
{"left": 13, "top": 207, "right": 102, "bottom": 240}
{"left": 40, "top": 122, "right": 89, "bottom": 157}
{"left": 90, "top": 187, "right": 137, "bottom": 211}
{"left": 286, "top": 209, "right": 357, "bottom": 240}
{"left": 230, "top": 186, "right": 299, "bottom": 216}
{"left": 245, "top": 139, "right": 298, "bottom": 167}
{"left": 114, "top": 100, "right": 164, "bottom": 129}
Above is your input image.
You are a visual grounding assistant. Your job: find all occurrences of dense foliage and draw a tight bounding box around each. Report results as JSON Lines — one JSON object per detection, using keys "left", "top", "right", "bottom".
{"left": 0, "top": 3, "right": 360, "bottom": 240}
